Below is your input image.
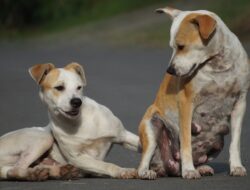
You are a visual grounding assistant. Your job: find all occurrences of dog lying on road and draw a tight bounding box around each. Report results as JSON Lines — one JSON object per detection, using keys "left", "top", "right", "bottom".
{"left": 0, "top": 62, "right": 139, "bottom": 180}
{"left": 138, "top": 7, "right": 249, "bottom": 179}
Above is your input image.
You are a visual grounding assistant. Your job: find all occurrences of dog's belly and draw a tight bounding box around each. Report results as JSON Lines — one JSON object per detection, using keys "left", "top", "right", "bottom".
{"left": 191, "top": 96, "right": 235, "bottom": 165}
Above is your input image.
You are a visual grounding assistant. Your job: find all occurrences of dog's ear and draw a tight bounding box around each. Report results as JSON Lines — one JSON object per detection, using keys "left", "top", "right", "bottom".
{"left": 29, "top": 63, "right": 55, "bottom": 85}
{"left": 155, "top": 7, "right": 182, "bottom": 19}
{"left": 65, "top": 62, "right": 87, "bottom": 86}
{"left": 192, "top": 14, "right": 217, "bottom": 41}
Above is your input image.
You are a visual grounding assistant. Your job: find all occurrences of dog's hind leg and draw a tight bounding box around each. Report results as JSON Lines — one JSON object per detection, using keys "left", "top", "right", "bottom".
{"left": 5, "top": 133, "right": 54, "bottom": 180}
{"left": 152, "top": 113, "right": 181, "bottom": 177}
{"left": 30, "top": 157, "right": 82, "bottom": 180}
{"left": 197, "top": 165, "right": 214, "bottom": 176}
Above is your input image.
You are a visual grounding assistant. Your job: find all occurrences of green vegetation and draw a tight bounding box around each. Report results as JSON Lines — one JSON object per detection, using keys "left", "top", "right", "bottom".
{"left": 112, "top": 0, "right": 250, "bottom": 48}
{"left": 0, "top": 0, "right": 249, "bottom": 45}
{"left": 208, "top": 0, "right": 250, "bottom": 38}
{"left": 0, "top": 0, "right": 165, "bottom": 38}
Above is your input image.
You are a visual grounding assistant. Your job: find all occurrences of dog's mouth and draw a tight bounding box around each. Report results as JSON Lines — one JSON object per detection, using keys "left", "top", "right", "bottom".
{"left": 183, "top": 64, "right": 197, "bottom": 77}
{"left": 182, "top": 55, "right": 219, "bottom": 77}
{"left": 58, "top": 108, "right": 80, "bottom": 118}
{"left": 65, "top": 110, "right": 80, "bottom": 117}
{"left": 184, "top": 64, "right": 197, "bottom": 76}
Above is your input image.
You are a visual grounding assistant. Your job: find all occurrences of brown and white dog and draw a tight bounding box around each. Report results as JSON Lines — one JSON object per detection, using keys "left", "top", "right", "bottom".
{"left": 138, "top": 7, "right": 249, "bottom": 179}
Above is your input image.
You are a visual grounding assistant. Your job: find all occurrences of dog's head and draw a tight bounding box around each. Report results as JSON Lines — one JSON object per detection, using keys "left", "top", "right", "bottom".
{"left": 157, "top": 7, "right": 218, "bottom": 77}
{"left": 29, "top": 62, "right": 87, "bottom": 119}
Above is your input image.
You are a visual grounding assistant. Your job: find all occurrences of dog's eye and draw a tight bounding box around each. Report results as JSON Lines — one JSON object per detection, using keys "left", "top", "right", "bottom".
{"left": 177, "top": 45, "right": 185, "bottom": 51}
{"left": 54, "top": 85, "right": 65, "bottom": 91}
{"left": 77, "top": 86, "right": 82, "bottom": 90}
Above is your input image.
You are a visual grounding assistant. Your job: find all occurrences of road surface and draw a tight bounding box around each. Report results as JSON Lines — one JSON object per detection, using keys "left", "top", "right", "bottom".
{"left": 0, "top": 18, "right": 250, "bottom": 190}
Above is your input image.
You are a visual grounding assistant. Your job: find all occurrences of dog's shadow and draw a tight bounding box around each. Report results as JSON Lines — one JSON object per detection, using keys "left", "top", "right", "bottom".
{"left": 208, "top": 162, "right": 229, "bottom": 174}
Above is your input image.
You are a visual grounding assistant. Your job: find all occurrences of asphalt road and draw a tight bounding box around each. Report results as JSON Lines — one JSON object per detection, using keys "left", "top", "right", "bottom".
{"left": 0, "top": 37, "right": 249, "bottom": 190}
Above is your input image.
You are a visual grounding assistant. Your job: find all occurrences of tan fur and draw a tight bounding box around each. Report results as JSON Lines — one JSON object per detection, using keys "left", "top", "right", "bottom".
{"left": 139, "top": 74, "right": 194, "bottom": 157}
{"left": 41, "top": 69, "right": 60, "bottom": 96}
{"left": 177, "top": 79, "right": 194, "bottom": 161}
{"left": 65, "top": 62, "right": 87, "bottom": 86}
{"left": 194, "top": 15, "right": 216, "bottom": 40}
{"left": 139, "top": 106, "right": 156, "bottom": 152}
{"left": 175, "top": 13, "right": 216, "bottom": 55}
{"left": 29, "top": 63, "right": 55, "bottom": 84}
{"left": 175, "top": 13, "right": 202, "bottom": 52}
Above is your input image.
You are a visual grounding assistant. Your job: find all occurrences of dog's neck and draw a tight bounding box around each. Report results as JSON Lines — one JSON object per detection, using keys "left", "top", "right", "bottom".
{"left": 202, "top": 24, "right": 246, "bottom": 74}
{"left": 48, "top": 109, "right": 82, "bottom": 135}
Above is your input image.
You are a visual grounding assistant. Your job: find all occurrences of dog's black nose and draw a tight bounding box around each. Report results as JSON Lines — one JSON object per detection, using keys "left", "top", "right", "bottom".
{"left": 166, "top": 66, "right": 177, "bottom": 76}
{"left": 70, "top": 98, "right": 82, "bottom": 108}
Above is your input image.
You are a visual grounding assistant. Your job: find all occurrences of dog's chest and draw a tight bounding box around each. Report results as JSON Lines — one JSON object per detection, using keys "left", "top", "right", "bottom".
{"left": 52, "top": 125, "right": 117, "bottom": 160}
{"left": 76, "top": 136, "right": 113, "bottom": 159}
{"left": 192, "top": 74, "right": 241, "bottom": 130}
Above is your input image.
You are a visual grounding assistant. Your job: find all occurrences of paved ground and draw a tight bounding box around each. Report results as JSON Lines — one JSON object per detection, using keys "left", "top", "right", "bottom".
{"left": 0, "top": 6, "right": 250, "bottom": 190}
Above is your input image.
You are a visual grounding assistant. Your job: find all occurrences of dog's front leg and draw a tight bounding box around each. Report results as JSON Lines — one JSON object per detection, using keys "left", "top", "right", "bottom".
{"left": 68, "top": 154, "right": 137, "bottom": 179}
{"left": 138, "top": 119, "right": 158, "bottom": 180}
{"left": 178, "top": 90, "right": 200, "bottom": 179}
{"left": 229, "top": 92, "right": 247, "bottom": 176}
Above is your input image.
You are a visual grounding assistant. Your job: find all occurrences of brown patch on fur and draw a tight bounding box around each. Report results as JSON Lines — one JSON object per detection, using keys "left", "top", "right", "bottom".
{"left": 175, "top": 13, "right": 216, "bottom": 55}
{"left": 29, "top": 63, "right": 55, "bottom": 84}
{"left": 139, "top": 104, "right": 165, "bottom": 163}
{"left": 139, "top": 74, "right": 193, "bottom": 161}
{"left": 65, "top": 62, "right": 86, "bottom": 86}
{"left": 193, "top": 15, "right": 216, "bottom": 40}
{"left": 154, "top": 74, "right": 178, "bottom": 111}
{"left": 139, "top": 121, "right": 149, "bottom": 158}
{"left": 64, "top": 62, "right": 80, "bottom": 71}
{"left": 139, "top": 73, "right": 195, "bottom": 169}
{"left": 41, "top": 69, "right": 60, "bottom": 96}
{"left": 178, "top": 79, "right": 195, "bottom": 160}
{"left": 175, "top": 13, "right": 202, "bottom": 55}
{"left": 139, "top": 106, "right": 155, "bottom": 156}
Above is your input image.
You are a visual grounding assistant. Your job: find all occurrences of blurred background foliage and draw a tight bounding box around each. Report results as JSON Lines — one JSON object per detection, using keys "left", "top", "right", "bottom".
{"left": 0, "top": 0, "right": 249, "bottom": 44}
{"left": 0, "top": 0, "right": 164, "bottom": 32}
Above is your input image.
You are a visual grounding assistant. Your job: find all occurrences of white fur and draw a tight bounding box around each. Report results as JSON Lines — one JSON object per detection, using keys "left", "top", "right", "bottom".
{"left": 45, "top": 69, "right": 139, "bottom": 178}
{"left": 0, "top": 65, "right": 140, "bottom": 179}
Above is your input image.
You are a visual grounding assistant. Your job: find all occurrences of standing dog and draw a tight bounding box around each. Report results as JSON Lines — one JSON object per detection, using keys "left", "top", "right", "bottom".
{"left": 0, "top": 62, "right": 139, "bottom": 180}
{"left": 138, "top": 7, "right": 249, "bottom": 179}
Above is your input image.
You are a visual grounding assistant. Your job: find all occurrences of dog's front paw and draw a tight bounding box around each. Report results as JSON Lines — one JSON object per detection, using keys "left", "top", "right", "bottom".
{"left": 59, "top": 164, "right": 83, "bottom": 180}
{"left": 197, "top": 165, "right": 214, "bottom": 176}
{"left": 138, "top": 169, "right": 157, "bottom": 180}
{"left": 118, "top": 168, "right": 138, "bottom": 179}
{"left": 182, "top": 169, "right": 201, "bottom": 179}
{"left": 230, "top": 166, "right": 247, "bottom": 177}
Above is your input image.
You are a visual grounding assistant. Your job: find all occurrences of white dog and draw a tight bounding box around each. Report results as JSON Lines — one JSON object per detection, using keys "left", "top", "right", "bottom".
{"left": 0, "top": 63, "right": 139, "bottom": 180}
